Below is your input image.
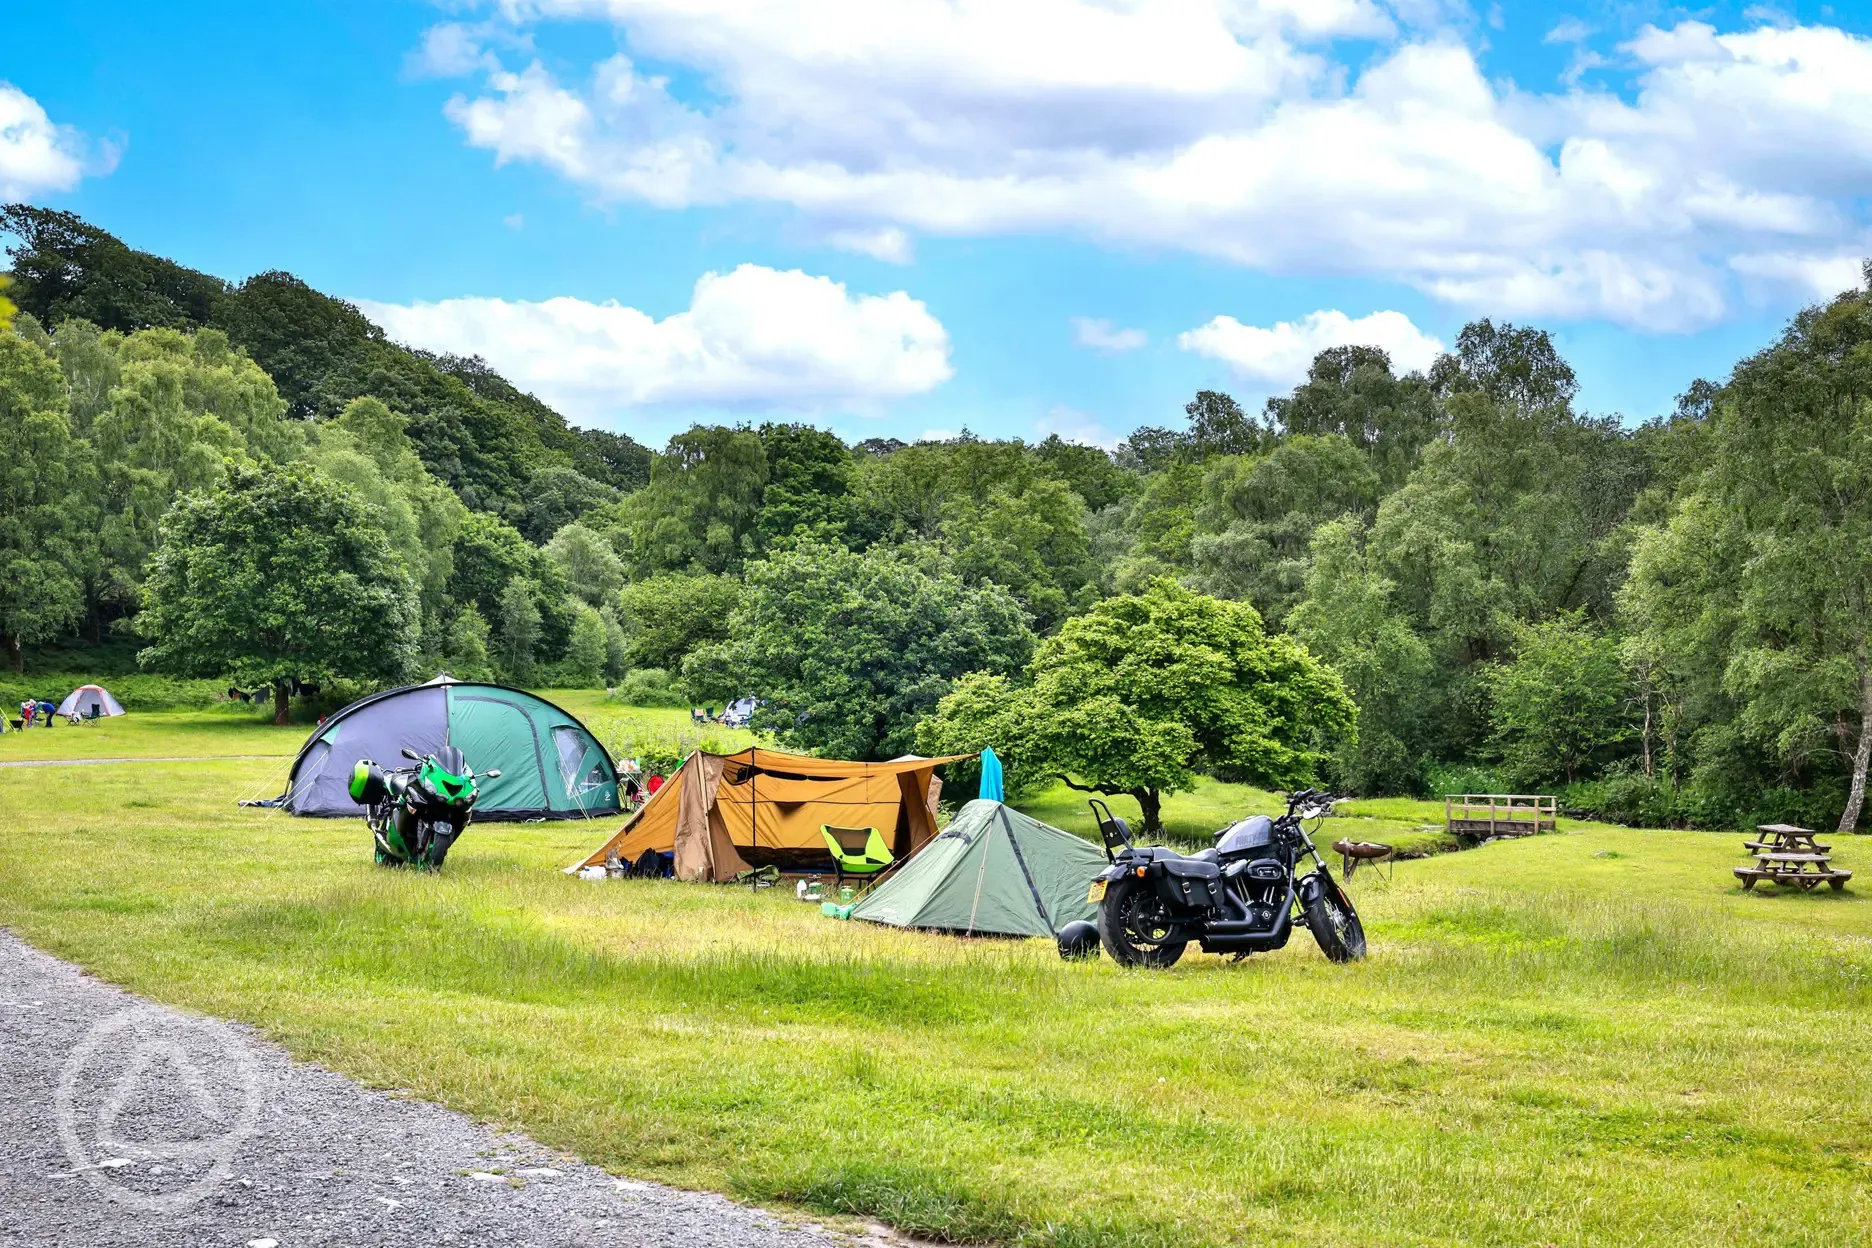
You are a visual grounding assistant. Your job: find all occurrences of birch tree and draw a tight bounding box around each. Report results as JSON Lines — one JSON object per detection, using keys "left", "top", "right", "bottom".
{"left": 1627, "top": 268, "right": 1872, "bottom": 831}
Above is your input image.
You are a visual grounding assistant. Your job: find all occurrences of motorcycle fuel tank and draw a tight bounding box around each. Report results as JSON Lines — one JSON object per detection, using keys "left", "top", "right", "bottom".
{"left": 1217, "top": 815, "right": 1274, "bottom": 857}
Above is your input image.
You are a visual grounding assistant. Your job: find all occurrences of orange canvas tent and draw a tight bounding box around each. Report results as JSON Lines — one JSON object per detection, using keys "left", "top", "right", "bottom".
{"left": 569, "top": 747, "right": 971, "bottom": 881}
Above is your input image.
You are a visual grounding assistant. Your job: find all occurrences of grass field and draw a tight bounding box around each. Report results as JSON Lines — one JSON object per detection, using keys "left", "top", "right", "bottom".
{"left": 3, "top": 715, "right": 1871, "bottom": 1246}
{"left": 0, "top": 693, "right": 759, "bottom": 768}
{"left": 1021, "top": 779, "right": 1465, "bottom": 859}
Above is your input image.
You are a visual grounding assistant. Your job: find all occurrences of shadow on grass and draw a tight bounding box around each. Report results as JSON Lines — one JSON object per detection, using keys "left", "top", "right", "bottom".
{"left": 735, "top": 1158, "right": 1194, "bottom": 1248}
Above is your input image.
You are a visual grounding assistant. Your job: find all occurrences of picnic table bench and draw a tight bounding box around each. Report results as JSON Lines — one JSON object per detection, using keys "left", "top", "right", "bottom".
{"left": 1734, "top": 824, "right": 1852, "bottom": 891}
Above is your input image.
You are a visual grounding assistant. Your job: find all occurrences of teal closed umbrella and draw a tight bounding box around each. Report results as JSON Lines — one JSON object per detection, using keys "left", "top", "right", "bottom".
{"left": 978, "top": 746, "right": 1004, "bottom": 802}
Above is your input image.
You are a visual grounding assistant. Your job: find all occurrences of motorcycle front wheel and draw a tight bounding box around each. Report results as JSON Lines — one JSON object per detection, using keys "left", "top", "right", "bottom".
{"left": 1303, "top": 876, "right": 1367, "bottom": 962}
{"left": 1097, "top": 876, "right": 1187, "bottom": 969}
{"left": 422, "top": 820, "right": 458, "bottom": 870}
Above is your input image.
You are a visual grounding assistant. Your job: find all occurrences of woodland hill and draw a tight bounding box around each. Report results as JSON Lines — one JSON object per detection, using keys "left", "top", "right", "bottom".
{"left": 6, "top": 204, "right": 1872, "bottom": 834}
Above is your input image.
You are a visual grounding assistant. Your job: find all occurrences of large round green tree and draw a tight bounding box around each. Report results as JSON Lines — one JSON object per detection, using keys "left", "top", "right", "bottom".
{"left": 920, "top": 579, "right": 1356, "bottom": 832}
{"left": 138, "top": 461, "right": 419, "bottom": 722}
{"left": 685, "top": 538, "right": 1034, "bottom": 760}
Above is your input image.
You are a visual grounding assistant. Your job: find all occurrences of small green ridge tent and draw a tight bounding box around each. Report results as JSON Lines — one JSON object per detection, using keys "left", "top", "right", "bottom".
{"left": 848, "top": 799, "right": 1108, "bottom": 937}
{"left": 279, "top": 676, "right": 619, "bottom": 820}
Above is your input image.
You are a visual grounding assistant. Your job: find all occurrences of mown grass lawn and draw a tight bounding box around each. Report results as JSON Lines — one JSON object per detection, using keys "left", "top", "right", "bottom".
{"left": 2, "top": 723, "right": 1871, "bottom": 1246}
{"left": 0, "top": 704, "right": 306, "bottom": 761}
{"left": 0, "top": 693, "right": 760, "bottom": 767}
{"left": 1020, "top": 778, "right": 1464, "bottom": 859}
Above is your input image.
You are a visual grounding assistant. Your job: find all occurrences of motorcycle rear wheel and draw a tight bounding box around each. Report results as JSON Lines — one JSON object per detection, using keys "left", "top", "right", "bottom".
{"left": 1098, "top": 876, "right": 1187, "bottom": 969}
{"left": 1303, "top": 878, "right": 1367, "bottom": 962}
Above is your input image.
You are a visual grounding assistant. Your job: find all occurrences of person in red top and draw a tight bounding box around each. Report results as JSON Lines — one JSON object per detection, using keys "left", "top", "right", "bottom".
{"left": 646, "top": 773, "right": 665, "bottom": 796}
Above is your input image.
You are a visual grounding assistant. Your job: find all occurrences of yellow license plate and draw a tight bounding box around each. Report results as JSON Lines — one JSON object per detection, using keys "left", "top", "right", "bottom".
{"left": 1087, "top": 879, "right": 1108, "bottom": 903}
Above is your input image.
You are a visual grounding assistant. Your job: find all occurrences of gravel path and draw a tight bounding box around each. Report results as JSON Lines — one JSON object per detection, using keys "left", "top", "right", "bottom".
{"left": 0, "top": 929, "right": 854, "bottom": 1248}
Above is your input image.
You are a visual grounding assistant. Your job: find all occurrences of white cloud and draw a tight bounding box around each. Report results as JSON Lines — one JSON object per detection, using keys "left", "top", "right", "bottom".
{"left": 1178, "top": 308, "right": 1443, "bottom": 385}
{"left": 437, "top": 6, "right": 1872, "bottom": 330}
{"left": 353, "top": 264, "right": 952, "bottom": 422}
{"left": 828, "top": 225, "right": 914, "bottom": 264}
{"left": 1730, "top": 250, "right": 1866, "bottom": 299}
{"left": 1070, "top": 316, "right": 1147, "bottom": 352}
{"left": 408, "top": 23, "right": 495, "bottom": 77}
{"left": 1545, "top": 18, "right": 1592, "bottom": 44}
{"left": 1036, "top": 405, "right": 1122, "bottom": 450}
{"left": 406, "top": 21, "right": 535, "bottom": 79}
{"left": 0, "top": 83, "right": 116, "bottom": 200}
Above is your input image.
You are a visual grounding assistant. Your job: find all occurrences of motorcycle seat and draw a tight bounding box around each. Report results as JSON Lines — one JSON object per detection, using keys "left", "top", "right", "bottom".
{"left": 1189, "top": 848, "right": 1220, "bottom": 865}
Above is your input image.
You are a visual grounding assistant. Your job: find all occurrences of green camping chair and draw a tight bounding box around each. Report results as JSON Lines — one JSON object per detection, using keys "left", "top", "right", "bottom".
{"left": 821, "top": 825, "right": 894, "bottom": 885}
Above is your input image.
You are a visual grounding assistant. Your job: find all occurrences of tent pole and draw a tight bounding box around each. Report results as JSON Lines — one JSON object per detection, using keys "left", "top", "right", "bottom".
{"left": 965, "top": 814, "right": 994, "bottom": 936}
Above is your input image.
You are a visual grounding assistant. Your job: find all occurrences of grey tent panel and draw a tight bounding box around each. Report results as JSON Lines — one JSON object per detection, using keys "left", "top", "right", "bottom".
{"left": 286, "top": 685, "right": 447, "bottom": 817}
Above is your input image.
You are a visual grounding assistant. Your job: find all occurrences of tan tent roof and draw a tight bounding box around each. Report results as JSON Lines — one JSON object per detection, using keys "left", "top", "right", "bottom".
{"left": 569, "top": 747, "right": 972, "bottom": 881}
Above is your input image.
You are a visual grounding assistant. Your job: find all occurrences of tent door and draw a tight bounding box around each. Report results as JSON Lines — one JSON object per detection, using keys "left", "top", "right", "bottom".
{"left": 448, "top": 693, "right": 550, "bottom": 813}
{"left": 552, "top": 725, "right": 611, "bottom": 813}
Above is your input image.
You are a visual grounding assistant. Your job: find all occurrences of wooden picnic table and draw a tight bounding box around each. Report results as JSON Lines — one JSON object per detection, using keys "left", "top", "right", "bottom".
{"left": 1746, "top": 823, "right": 1830, "bottom": 852}
{"left": 1734, "top": 824, "right": 1852, "bottom": 891}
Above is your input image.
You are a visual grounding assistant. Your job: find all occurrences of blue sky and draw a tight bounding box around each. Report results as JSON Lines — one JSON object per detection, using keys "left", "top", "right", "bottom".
{"left": 4, "top": 0, "right": 1869, "bottom": 449}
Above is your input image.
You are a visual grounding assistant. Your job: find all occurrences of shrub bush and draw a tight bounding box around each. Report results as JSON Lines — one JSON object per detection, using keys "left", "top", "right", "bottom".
{"left": 588, "top": 717, "right": 745, "bottom": 776}
{"left": 0, "top": 672, "right": 229, "bottom": 712}
{"left": 1559, "top": 765, "right": 1681, "bottom": 828}
{"left": 605, "top": 668, "right": 690, "bottom": 708}
{"left": 1424, "top": 762, "right": 1512, "bottom": 797}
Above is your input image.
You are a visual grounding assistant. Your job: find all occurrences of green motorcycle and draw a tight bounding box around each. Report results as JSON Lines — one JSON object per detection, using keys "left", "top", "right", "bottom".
{"left": 348, "top": 746, "right": 499, "bottom": 870}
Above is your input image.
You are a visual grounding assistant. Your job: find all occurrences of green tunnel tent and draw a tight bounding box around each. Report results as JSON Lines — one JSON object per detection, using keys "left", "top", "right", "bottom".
{"left": 848, "top": 799, "right": 1109, "bottom": 938}
{"left": 281, "top": 677, "right": 620, "bottom": 819}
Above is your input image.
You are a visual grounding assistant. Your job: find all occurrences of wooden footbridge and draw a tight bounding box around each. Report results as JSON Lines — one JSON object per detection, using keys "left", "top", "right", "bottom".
{"left": 1444, "top": 794, "right": 1557, "bottom": 840}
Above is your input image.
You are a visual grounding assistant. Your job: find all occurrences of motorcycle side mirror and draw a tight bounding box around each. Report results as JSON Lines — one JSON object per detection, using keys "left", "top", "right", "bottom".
{"left": 483, "top": 769, "right": 501, "bottom": 779}
{"left": 401, "top": 747, "right": 422, "bottom": 761}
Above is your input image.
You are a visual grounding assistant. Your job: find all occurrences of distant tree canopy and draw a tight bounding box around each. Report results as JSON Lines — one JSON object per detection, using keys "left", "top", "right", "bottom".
{"left": 1287, "top": 517, "right": 1433, "bottom": 796}
{"left": 1483, "top": 612, "right": 1632, "bottom": 787}
{"left": 0, "top": 329, "right": 88, "bottom": 670}
{"left": 1624, "top": 269, "right": 1872, "bottom": 832}
{"left": 615, "top": 573, "right": 740, "bottom": 674}
{"left": 920, "top": 579, "right": 1356, "bottom": 831}
{"left": 137, "top": 462, "right": 419, "bottom": 722}
{"left": 2, "top": 205, "right": 649, "bottom": 515}
{"left": 1266, "top": 345, "right": 1443, "bottom": 486}
{"left": 687, "top": 540, "right": 1035, "bottom": 760}
{"left": 1, "top": 204, "right": 228, "bottom": 331}
{"left": 10, "top": 205, "right": 1872, "bottom": 829}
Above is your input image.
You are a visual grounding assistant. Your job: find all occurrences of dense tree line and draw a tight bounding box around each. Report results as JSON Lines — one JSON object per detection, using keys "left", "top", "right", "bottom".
{"left": 0, "top": 206, "right": 650, "bottom": 512}
{"left": 5, "top": 206, "right": 1870, "bottom": 830}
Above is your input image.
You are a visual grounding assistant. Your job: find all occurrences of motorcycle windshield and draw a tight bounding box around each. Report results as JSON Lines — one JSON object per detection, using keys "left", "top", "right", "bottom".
{"left": 420, "top": 762, "right": 474, "bottom": 802}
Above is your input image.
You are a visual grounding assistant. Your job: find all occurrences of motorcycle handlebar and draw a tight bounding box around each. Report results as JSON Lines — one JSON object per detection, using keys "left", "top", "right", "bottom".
{"left": 1285, "top": 788, "right": 1338, "bottom": 815}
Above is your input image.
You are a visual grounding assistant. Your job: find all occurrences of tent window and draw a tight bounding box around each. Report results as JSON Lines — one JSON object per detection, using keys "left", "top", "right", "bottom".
{"left": 553, "top": 726, "right": 605, "bottom": 798}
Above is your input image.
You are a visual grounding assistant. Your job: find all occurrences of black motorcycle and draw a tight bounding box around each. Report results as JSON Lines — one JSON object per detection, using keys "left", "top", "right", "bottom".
{"left": 1087, "top": 789, "right": 1366, "bottom": 967}
{"left": 348, "top": 746, "right": 499, "bottom": 870}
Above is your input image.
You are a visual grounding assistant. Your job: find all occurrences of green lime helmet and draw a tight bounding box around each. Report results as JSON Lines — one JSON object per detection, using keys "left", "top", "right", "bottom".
{"left": 348, "top": 760, "right": 387, "bottom": 804}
